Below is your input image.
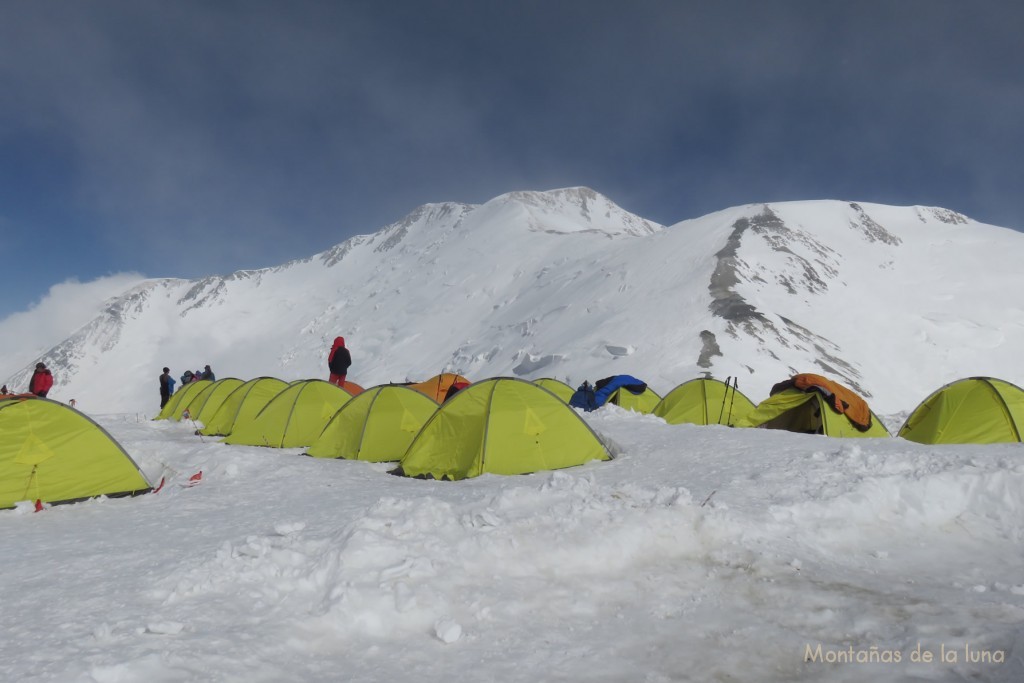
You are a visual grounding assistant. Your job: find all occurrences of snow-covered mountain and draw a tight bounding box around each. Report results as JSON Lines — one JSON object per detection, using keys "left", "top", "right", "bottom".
{"left": 5, "top": 186, "right": 1024, "bottom": 415}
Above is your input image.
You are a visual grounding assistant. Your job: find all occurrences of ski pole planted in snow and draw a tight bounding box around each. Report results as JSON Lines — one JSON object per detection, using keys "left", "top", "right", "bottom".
{"left": 717, "top": 376, "right": 732, "bottom": 424}
{"left": 725, "top": 378, "right": 739, "bottom": 425}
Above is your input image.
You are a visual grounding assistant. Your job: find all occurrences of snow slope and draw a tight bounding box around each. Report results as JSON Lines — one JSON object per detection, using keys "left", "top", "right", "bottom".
{"left": 1, "top": 409, "right": 1021, "bottom": 682}
{"left": 3, "top": 187, "right": 1024, "bottom": 416}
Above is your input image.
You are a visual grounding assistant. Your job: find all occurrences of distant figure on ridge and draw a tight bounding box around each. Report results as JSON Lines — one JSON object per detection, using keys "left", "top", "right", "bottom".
{"left": 327, "top": 336, "right": 352, "bottom": 387}
{"left": 1, "top": 384, "right": 9, "bottom": 395}
{"left": 159, "top": 367, "right": 176, "bottom": 408}
{"left": 29, "top": 362, "right": 54, "bottom": 398}
{"left": 199, "top": 365, "right": 215, "bottom": 381}
{"left": 181, "top": 369, "right": 195, "bottom": 385}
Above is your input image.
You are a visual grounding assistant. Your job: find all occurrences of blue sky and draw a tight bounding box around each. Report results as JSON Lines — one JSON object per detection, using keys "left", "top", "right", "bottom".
{"left": 1, "top": 1, "right": 1022, "bottom": 319}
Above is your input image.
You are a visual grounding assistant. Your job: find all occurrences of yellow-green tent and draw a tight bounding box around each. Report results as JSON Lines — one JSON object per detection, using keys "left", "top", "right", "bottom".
{"left": 190, "top": 378, "right": 245, "bottom": 425}
{"left": 154, "top": 381, "right": 196, "bottom": 420}
{"left": 199, "top": 377, "right": 289, "bottom": 436}
{"left": 224, "top": 379, "right": 352, "bottom": 448}
{"left": 1, "top": 395, "right": 151, "bottom": 509}
{"left": 155, "top": 379, "right": 212, "bottom": 421}
{"left": 898, "top": 376, "right": 1024, "bottom": 444}
{"left": 394, "top": 377, "right": 611, "bottom": 480}
{"left": 532, "top": 378, "right": 575, "bottom": 403}
{"left": 307, "top": 385, "right": 439, "bottom": 461}
{"left": 737, "top": 388, "right": 889, "bottom": 438}
{"left": 654, "top": 377, "right": 756, "bottom": 426}
{"left": 608, "top": 385, "right": 662, "bottom": 414}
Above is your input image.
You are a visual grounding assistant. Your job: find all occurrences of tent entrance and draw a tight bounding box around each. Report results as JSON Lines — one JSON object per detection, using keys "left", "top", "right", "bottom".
{"left": 759, "top": 396, "right": 823, "bottom": 434}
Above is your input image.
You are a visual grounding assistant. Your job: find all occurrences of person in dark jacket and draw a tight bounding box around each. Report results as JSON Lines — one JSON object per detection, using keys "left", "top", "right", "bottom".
{"left": 159, "top": 367, "right": 175, "bottom": 408}
{"left": 29, "top": 362, "right": 54, "bottom": 397}
{"left": 327, "top": 336, "right": 352, "bottom": 387}
{"left": 569, "top": 381, "right": 597, "bottom": 411}
{"left": 199, "top": 365, "right": 215, "bottom": 381}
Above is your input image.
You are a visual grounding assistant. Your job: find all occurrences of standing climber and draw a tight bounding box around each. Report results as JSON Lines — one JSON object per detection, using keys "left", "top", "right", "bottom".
{"left": 29, "top": 362, "right": 54, "bottom": 397}
{"left": 159, "top": 367, "right": 176, "bottom": 408}
{"left": 327, "top": 336, "right": 352, "bottom": 387}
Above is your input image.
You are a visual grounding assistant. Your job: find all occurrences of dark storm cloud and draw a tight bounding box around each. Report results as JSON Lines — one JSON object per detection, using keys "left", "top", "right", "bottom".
{"left": 0, "top": 0, "right": 1022, "bottom": 315}
{"left": 0, "top": 2, "right": 491, "bottom": 273}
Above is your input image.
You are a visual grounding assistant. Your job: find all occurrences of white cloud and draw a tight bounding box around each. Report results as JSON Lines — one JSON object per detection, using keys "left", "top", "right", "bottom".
{"left": 0, "top": 273, "right": 144, "bottom": 382}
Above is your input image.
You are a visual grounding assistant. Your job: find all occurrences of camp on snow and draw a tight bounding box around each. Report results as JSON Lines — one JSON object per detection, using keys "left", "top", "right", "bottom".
{"left": 224, "top": 379, "right": 353, "bottom": 448}
{"left": 1, "top": 395, "right": 151, "bottom": 509}
{"left": 393, "top": 377, "right": 612, "bottom": 480}
{"left": 737, "top": 373, "right": 890, "bottom": 438}
{"left": 898, "top": 376, "right": 1024, "bottom": 444}
{"left": 306, "top": 384, "right": 439, "bottom": 461}
{"left": 653, "top": 377, "right": 756, "bottom": 426}
{"left": 198, "top": 377, "right": 290, "bottom": 436}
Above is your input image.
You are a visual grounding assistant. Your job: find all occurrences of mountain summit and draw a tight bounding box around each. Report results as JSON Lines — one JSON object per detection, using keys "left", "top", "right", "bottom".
{"left": 5, "top": 188, "right": 1022, "bottom": 415}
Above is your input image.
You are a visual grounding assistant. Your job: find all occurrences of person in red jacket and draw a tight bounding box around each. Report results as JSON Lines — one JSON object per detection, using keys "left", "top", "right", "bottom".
{"left": 29, "top": 362, "right": 54, "bottom": 397}
{"left": 327, "top": 336, "right": 352, "bottom": 387}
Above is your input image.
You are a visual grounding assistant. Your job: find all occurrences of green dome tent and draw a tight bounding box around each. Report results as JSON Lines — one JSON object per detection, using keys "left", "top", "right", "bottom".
{"left": 394, "top": 377, "right": 612, "bottom": 480}
{"left": 608, "top": 385, "right": 662, "bottom": 414}
{"left": 190, "top": 378, "right": 245, "bottom": 425}
{"left": 155, "top": 379, "right": 212, "bottom": 421}
{"left": 653, "top": 377, "right": 756, "bottom": 426}
{"left": 224, "top": 379, "right": 352, "bottom": 448}
{"left": 532, "top": 378, "right": 575, "bottom": 403}
{"left": 898, "top": 376, "right": 1024, "bottom": 444}
{"left": 306, "top": 385, "right": 439, "bottom": 461}
{"left": 737, "top": 388, "right": 890, "bottom": 438}
{"left": 1, "top": 395, "right": 151, "bottom": 509}
{"left": 199, "top": 377, "right": 289, "bottom": 437}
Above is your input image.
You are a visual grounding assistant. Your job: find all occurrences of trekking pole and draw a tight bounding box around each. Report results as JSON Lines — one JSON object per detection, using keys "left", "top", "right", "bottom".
{"left": 717, "top": 376, "right": 732, "bottom": 424}
{"left": 725, "top": 378, "right": 739, "bottom": 425}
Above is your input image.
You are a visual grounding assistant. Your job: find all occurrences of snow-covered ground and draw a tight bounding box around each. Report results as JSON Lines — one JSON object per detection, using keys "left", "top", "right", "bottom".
{"left": 3, "top": 406, "right": 1022, "bottom": 682}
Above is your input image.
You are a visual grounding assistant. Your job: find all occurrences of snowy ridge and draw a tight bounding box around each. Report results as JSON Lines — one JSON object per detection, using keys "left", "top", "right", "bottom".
{"left": 3, "top": 188, "right": 1024, "bottom": 415}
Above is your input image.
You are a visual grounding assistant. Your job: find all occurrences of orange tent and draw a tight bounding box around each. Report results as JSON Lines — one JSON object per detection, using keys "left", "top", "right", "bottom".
{"left": 408, "top": 373, "right": 471, "bottom": 402}
{"left": 772, "top": 373, "right": 871, "bottom": 431}
{"left": 342, "top": 381, "right": 365, "bottom": 396}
